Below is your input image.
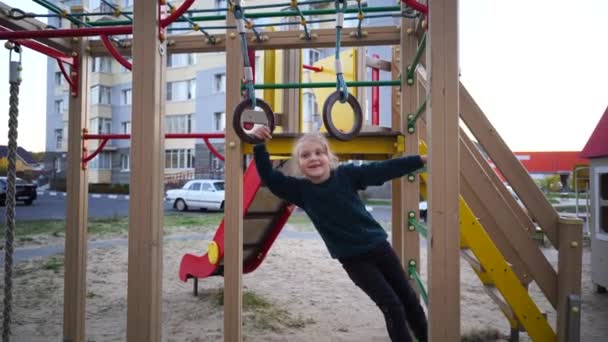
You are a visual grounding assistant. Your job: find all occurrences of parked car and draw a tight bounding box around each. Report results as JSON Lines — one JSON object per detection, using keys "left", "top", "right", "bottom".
{"left": 165, "top": 179, "right": 225, "bottom": 212}
{"left": 0, "top": 176, "right": 37, "bottom": 206}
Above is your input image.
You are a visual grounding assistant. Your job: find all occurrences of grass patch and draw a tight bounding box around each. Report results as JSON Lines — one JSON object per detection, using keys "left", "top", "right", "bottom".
{"left": 42, "top": 256, "right": 63, "bottom": 273}
{"left": 555, "top": 206, "right": 588, "bottom": 214}
{"left": 213, "top": 289, "right": 315, "bottom": 332}
{"left": 6, "top": 212, "right": 223, "bottom": 239}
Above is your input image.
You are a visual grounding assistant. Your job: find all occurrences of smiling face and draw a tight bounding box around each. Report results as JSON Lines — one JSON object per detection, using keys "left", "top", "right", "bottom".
{"left": 297, "top": 140, "right": 331, "bottom": 183}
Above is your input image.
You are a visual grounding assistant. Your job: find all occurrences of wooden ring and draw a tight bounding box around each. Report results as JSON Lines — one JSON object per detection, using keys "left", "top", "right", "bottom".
{"left": 322, "top": 91, "right": 363, "bottom": 141}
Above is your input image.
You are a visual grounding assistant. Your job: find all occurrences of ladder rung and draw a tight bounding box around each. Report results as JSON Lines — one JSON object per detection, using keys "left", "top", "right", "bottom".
{"left": 460, "top": 248, "right": 483, "bottom": 273}
{"left": 483, "top": 285, "right": 516, "bottom": 322}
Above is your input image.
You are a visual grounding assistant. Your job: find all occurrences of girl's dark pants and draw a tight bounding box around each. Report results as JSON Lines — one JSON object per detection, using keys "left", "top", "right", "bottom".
{"left": 338, "top": 240, "right": 428, "bottom": 342}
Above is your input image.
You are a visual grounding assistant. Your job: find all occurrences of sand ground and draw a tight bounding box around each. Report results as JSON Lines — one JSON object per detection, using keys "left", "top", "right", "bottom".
{"left": 1, "top": 226, "right": 607, "bottom": 342}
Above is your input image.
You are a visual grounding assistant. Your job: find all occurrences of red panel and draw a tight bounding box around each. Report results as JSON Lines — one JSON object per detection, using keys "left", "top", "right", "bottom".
{"left": 581, "top": 106, "right": 608, "bottom": 159}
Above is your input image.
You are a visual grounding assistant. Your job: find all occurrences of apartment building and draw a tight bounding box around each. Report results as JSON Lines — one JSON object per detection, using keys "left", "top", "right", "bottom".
{"left": 45, "top": 0, "right": 397, "bottom": 185}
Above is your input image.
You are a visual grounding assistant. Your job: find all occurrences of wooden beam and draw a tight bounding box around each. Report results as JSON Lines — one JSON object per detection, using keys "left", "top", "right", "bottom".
{"left": 224, "top": 11, "right": 244, "bottom": 342}
{"left": 63, "top": 33, "right": 89, "bottom": 342}
{"left": 281, "top": 18, "right": 300, "bottom": 133}
{"left": 126, "top": 0, "right": 165, "bottom": 340}
{"left": 395, "top": 15, "right": 421, "bottom": 277}
{"left": 460, "top": 134, "right": 558, "bottom": 307}
{"left": 88, "top": 26, "right": 401, "bottom": 56}
{"left": 0, "top": 2, "right": 72, "bottom": 53}
{"left": 426, "top": 0, "right": 460, "bottom": 340}
{"left": 459, "top": 84, "right": 559, "bottom": 245}
{"left": 365, "top": 55, "right": 391, "bottom": 71}
{"left": 556, "top": 217, "right": 583, "bottom": 342}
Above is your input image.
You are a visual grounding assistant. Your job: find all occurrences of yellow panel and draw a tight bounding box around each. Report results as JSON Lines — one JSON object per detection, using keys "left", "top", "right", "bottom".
{"left": 310, "top": 49, "right": 358, "bottom": 134}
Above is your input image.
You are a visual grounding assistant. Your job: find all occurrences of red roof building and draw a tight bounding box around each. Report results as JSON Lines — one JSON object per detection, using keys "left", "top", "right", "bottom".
{"left": 581, "top": 105, "right": 608, "bottom": 159}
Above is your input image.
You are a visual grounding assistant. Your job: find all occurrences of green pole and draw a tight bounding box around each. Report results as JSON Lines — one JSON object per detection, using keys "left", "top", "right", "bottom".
{"left": 408, "top": 261, "right": 428, "bottom": 305}
{"left": 87, "top": 5, "right": 401, "bottom": 26}
{"left": 33, "top": 0, "right": 89, "bottom": 27}
{"left": 246, "top": 80, "right": 401, "bottom": 90}
{"left": 407, "top": 211, "right": 428, "bottom": 239}
{"left": 407, "top": 33, "right": 427, "bottom": 85}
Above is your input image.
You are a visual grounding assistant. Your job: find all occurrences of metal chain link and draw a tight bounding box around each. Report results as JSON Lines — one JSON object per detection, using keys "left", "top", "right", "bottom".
{"left": 3, "top": 45, "right": 21, "bottom": 342}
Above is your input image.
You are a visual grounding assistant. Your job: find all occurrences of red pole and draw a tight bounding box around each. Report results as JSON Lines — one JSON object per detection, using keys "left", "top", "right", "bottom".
{"left": 101, "top": 35, "right": 132, "bottom": 70}
{"left": 303, "top": 64, "right": 324, "bottom": 72}
{"left": 371, "top": 53, "right": 380, "bottom": 126}
{"left": 402, "top": 0, "right": 428, "bottom": 14}
{"left": 0, "top": 28, "right": 73, "bottom": 64}
{"left": 0, "top": 26, "right": 133, "bottom": 39}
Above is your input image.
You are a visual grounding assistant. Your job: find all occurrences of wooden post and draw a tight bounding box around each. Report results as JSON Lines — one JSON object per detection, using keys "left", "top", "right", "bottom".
{"left": 402, "top": 17, "right": 422, "bottom": 275}
{"left": 224, "top": 10, "right": 244, "bottom": 342}
{"left": 426, "top": 0, "right": 460, "bottom": 340}
{"left": 282, "top": 17, "right": 301, "bottom": 133}
{"left": 63, "top": 8, "right": 89, "bottom": 339}
{"left": 557, "top": 217, "right": 583, "bottom": 341}
{"left": 356, "top": 47, "right": 368, "bottom": 124}
{"left": 126, "top": 0, "right": 165, "bottom": 340}
{"left": 391, "top": 45, "right": 405, "bottom": 263}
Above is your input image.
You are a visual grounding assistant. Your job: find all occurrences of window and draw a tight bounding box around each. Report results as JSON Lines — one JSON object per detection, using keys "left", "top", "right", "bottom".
{"left": 211, "top": 153, "right": 223, "bottom": 172}
{"left": 214, "top": 112, "right": 225, "bottom": 131}
{"left": 166, "top": 114, "right": 194, "bottom": 134}
{"left": 121, "top": 121, "right": 131, "bottom": 134}
{"left": 167, "top": 80, "right": 196, "bottom": 101}
{"left": 215, "top": 0, "right": 227, "bottom": 14}
{"left": 122, "top": 88, "right": 132, "bottom": 105}
{"left": 120, "top": 154, "right": 129, "bottom": 170}
{"left": 303, "top": 49, "right": 321, "bottom": 66}
{"left": 55, "top": 129, "right": 63, "bottom": 149}
{"left": 188, "top": 182, "right": 201, "bottom": 191}
{"left": 54, "top": 100, "right": 64, "bottom": 115}
{"left": 89, "top": 151, "right": 112, "bottom": 170}
{"left": 202, "top": 183, "right": 212, "bottom": 191}
{"left": 89, "top": 0, "right": 114, "bottom": 13}
{"left": 90, "top": 118, "right": 112, "bottom": 134}
{"left": 91, "top": 57, "right": 112, "bottom": 73}
{"left": 54, "top": 72, "right": 63, "bottom": 86}
{"left": 167, "top": 53, "right": 197, "bottom": 67}
{"left": 165, "top": 149, "right": 194, "bottom": 169}
{"left": 213, "top": 73, "right": 226, "bottom": 93}
{"left": 120, "top": 57, "right": 132, "bottom": 73}
{"left": 91, "top": 85, "right": 111, "bottom": 105}
{"left": 123, "top": 0, "right": 133, "bottom": 7}
{"left": 54, "top": 157, "right": 62, "bottom": 172}
{"left": 214, "top": 182, "right": 224, "bottom": 191}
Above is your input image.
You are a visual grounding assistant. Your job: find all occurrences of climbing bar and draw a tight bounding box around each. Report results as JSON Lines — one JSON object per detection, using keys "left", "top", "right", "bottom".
{"left": 101, "top": 0, "right": 132, "bottom": 21}
{"left": 406, "top": 33, "right": 426, "bottom": 85}
{"left": 408, "top": 261, "right": 429, "bottom": 305}
{"left": 0, "top": 28, "right": 73, "bottom": 64}
{"left": 101, "top": 35, "right": 132, "bottom": 70}
{"left": 167, "top": 3, "right": 216, "bottom": 44}
{"left": 354, "top": 0, "right": 364, "bottom": 38}
{"left": 83, "top": 133, "right": 226, "bottom": 162}
{"left": 248, "top": 12, "right": 403, "bottom": 29}
{"left": 407, "top": 211, "right": 428, "bottom": 238}
{"left": 402, "top": 0, "right": 428, "bottom": 15}
{"left": 407, "top": 98, "right": 427, "bottom": 133}
{"left": 86, "top": 5, "right": 402, "bottom": 26}
{"left": 291, "top": 1, "right": 311, "bottom": 40}
{"left": 32, "top": 0, "right": 89, "bottom": 27}
{"left": 247, "top": 80, "right": 401, "bottom": 90}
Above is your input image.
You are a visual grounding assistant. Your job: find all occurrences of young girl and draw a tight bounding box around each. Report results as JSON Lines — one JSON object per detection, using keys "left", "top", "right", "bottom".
{"left": 250, "top": 126, "right": 428, "bottom": 342}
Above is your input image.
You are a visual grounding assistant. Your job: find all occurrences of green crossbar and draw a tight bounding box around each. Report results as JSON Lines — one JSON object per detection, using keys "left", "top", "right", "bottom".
{"left": 407, "top": 211, "right": 428, "bottom": 239}
{"left": 408, "top": 261, "right": 428, "bottom": 305}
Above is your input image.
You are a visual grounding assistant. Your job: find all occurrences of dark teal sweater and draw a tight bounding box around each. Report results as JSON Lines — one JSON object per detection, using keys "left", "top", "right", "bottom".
{"left": 254, "top": 144, "right": 424, "bottom": 259}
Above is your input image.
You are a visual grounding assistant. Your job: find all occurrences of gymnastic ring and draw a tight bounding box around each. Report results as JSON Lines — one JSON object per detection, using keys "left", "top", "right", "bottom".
{"left": 232, "top": 97, "right": 275, "bottom": 144}
{"left": 322, "top": 91, "right": 363, "bottom": 141}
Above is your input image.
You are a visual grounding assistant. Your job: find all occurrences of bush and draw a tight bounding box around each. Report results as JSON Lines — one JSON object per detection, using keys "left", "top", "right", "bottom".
{"left": 49, "top": 179, "right": 130, "bottom": 194}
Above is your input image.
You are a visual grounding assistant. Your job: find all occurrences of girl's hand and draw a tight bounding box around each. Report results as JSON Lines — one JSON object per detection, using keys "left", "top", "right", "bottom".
{"left": 420, "top": 155, "right": 427, "bottom": 164}
{"left": 250, "top": 125, "right": 272, "bottom": 142}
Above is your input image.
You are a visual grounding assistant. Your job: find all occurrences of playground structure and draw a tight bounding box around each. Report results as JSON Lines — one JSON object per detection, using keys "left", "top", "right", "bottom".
{"left": 0, "top": 1, "right": 584, "bottom": 341}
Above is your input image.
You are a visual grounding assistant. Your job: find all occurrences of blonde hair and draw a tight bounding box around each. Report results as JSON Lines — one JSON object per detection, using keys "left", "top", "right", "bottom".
{"left": 293, "top": 132, "right": 339, "bottom": 171}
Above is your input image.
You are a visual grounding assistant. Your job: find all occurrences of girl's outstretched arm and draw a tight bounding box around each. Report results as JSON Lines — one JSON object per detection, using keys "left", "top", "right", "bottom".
{"left": 342, "top": 155, "right": 426, "bottom": 189}
{"left": 253, "top": 143, "right": 303, "bottom": 206}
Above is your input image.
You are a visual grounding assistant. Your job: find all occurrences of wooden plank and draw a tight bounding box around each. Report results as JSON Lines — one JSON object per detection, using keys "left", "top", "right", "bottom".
{"left": 461, "top": 133, "right": 539, "bottom": 238}
{"left": 426, "top": 0, "right": 460, "bottom": 340}
{"left": 224, "top": 10, "right": 244, "bottom": 342}
{"left": 399, "top": 16, "right": 422, "bottom": 276}
{"left": 88, "top": 26, "right": 401, "bottom": 56}
{"left": 365, "top": 55, "right": 391, "bottom": 71}
{"left": 356, "top": 47, "right": 367, "bottom": 122}
{"left": 62, "top": 35, "right": 89, "bottom": 342}
{"left": 0, "top": 2, "right": 72, "bottom": 53}
{"left": 556, "top": 217, "right": 583, "bottom": 342}
{"left": 460, "top": 136, "right": 558, "bottom": 307}
{"left": 126, "top": 0, "right": 165, "bottom": 340}
{"left": 459, "top": 84, "right": 559, "bottom": 245}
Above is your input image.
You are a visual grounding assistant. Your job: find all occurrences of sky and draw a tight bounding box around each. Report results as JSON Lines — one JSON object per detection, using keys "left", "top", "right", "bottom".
{"left": 0, "top": 0, "right": 606, "bottom": 153}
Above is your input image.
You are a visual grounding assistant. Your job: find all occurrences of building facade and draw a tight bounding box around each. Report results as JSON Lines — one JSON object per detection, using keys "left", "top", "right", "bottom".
{"left": 45, "top": 0, "right": 397, "bottom": 185}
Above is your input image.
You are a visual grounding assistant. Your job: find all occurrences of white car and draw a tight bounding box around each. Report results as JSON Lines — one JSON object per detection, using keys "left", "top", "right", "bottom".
{"left": 166, "top": 179, "right": 225, "bottom": 212}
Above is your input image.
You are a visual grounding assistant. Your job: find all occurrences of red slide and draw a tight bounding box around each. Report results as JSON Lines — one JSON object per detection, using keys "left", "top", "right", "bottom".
{"left": 179, "top": 160, "right": 295, "bottom": 281}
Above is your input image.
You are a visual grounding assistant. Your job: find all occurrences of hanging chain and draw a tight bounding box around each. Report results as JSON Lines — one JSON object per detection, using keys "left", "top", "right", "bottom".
{"left": 334, "top": 0, "right": 348, "bottom": 103}
{"left": 3, "top": 41, "right": 22, "bottom": 342}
